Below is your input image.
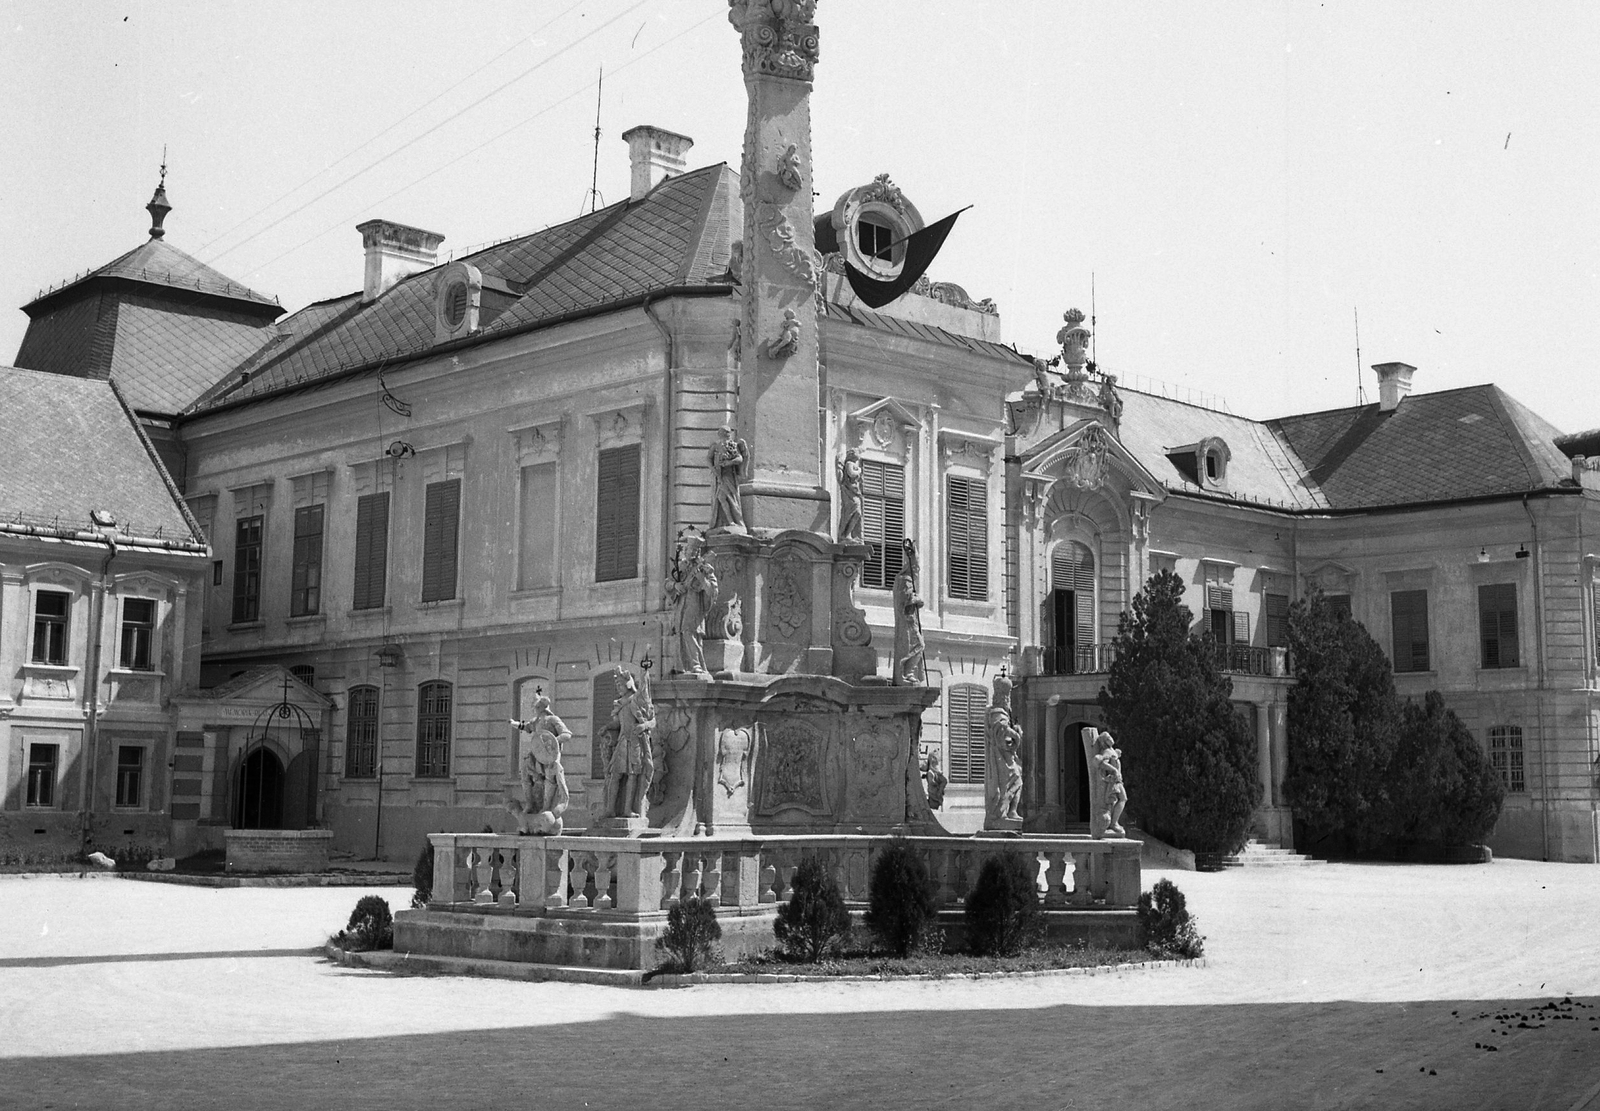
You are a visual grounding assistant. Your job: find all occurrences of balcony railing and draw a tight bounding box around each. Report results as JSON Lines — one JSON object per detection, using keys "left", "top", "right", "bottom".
{"left": 1037, "top": 643, "right": 1291, "bottom": 678}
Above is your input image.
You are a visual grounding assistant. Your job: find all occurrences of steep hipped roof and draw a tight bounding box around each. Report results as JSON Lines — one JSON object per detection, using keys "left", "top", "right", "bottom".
{"left": 0, "top": 365, "right": 206, "bottom": 549}
{"left": 1268, "top": 385, "right": 1574, "bottom": 509}
{"left": 189, "top": 164, "right": 741, "bottom": 412}
{"left": 23, "top": 236, "right": 280, "bottom": 313}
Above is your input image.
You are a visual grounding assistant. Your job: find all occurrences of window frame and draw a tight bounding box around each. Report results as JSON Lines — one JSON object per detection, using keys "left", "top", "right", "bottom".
{"left": 594, "top": 444, "right": 641, "bottom": 584}
{"left": 415, "top": 681, "right": 453, "bottom": 779}
{"left": 1389, "top": 589, "right": 1431, "bottom": 673}
{"left": 1478, "top": 582, "right": 1520, "bottom": 669}
{"left": 232, "top": 514, "right": 264, "bottom": 623}
{"left": 31, "top": 589, "right": 71, "bottom": 665}
{"left": 118, "top": 596, "right": 156, "bottom": 671}
{"left": 946, "top": 683, "right": 988, "bottom": 785}
{"left": 352, "top": 492, "right": 390, "bottom": 611}
{"left": 1265, "top": 592, "right": 1290, "bottom": 648}
{"left": 26, "top": 743, "right": 58, "bottom": 808}
{"left": 290, "top": 504, "right": 325, "bottom": 617}
{"left": 345, "top": 685, "right": 380, "bottom": 779}
{"left": 860, "top": 458, "right": 906, "bottom": 590}
{"left": 945, "top": 474, "right": 989, "bottom": 601}
{"left": 1488, "top": 725, "right": 1525, "bottom": 793}
{"left": 421, "top": 480, "right": 462, "bottom": 603}
{"left": 115, "top": 745, "right": 145, "bottom": 809}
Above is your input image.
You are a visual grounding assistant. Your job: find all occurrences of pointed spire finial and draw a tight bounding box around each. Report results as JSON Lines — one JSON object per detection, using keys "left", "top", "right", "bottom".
{"left": 146, "top": 148, "right": 171, "bottom": 239}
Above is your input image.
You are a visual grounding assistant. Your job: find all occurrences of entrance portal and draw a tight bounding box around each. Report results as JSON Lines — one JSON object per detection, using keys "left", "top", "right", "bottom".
{"left": 1062, "top": 721, "right": 1093, "bottom": 823}
{"left": 234, "top": 748, "right": 285, "bottom": 830}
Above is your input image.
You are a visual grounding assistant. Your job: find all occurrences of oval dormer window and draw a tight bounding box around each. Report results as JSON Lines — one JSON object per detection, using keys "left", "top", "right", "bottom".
{"left": 1205, "top": 450, "right": 1221, "bottom": 481}
{"left": 433, "top": 261, "right": 482, "bottom": 343}
{"left": 444, "top": 282, "right": 468, "bottom": 328}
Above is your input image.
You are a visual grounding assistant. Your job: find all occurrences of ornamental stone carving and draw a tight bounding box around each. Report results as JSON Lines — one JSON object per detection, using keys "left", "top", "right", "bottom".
{"left": 716, "top": 726, "right": 753, "bottom": 797}
{"left": 1083, "top": 727, "right": 1128, "bottom": 838}
{"left": 508, "top": 694, "right": 572, "bottom": 835}
{"left": 756, "top": 719, "right": 828, "bottom": 815}
{"left": 1064, "top": 426, "right": 1111, "bottom": 491}
{"left": 892, "top": 538, "right": 926, "bottom": 685}
{"left": 985, "top": 671, "right": 1024, "bottom": 828}
{"left": 667, "top": 528, "right": 719, "bottom": 677}
{"left": 777, "top": 143, "right": 803, "bottom": 191}
{"left": 836, "top": 447, "right": 863, "bottom": 541}
{"left": 729, "top": 0, "right": 820, "bottom": 84}
{"left": 766, "top": 308, "right": 801, "bottom": 360}
{"left": 708, "top": 426, "right": 749, "bottom": 532}
{"left": 756, "top": 202, "right": 819, "bottom": 289}
{"left": 765, "top": 552, "right": 810, "bottom": 642}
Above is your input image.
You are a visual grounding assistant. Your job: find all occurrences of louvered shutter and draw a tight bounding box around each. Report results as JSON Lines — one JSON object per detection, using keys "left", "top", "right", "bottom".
{"left": 946, "top": 476, "right": 988, "bottom": 600}
{"left": 1265, "top": 593, "right": 1289, "bottom": 647}
{"left": 1593, "top": 585, "right": 1600, "bottom": 665}
{"left": 946, "top": 683, "right": 988, "bottom": 784}
{"left": 595, "top": 445, "right": 640, "bottom": 583}
{"left": 1051, "top": 543, "right": 1097, "bottom": 655}
{"left": 353, "top": 493, "right": 389, "bottom": 610}
{"left": 860, "top": 460, "right": 906, "bottom": 588}
{"left": 421, "top": 481, "right": 460, "bottom": 602}
{"left": 1479, "top": 583, "right": 1519, "bottom": 668}
{"left": 1206, "top": 582, "right": 1234, "bottom": 610}
{"left": 1390, "top": 590, "right": 1429, "bottom": 672}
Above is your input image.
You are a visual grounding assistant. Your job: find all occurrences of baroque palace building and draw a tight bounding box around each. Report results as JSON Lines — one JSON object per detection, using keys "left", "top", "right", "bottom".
{"left": 9, "top": 133, "right": 1600, "bottom": 863}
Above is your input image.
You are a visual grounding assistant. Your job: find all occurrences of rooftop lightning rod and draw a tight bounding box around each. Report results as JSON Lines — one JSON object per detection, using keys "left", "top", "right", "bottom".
{"left": 1355, "top": 307, "right": 1367, "bottom": 405}
{"left": 584, "top": 67, "right": 604, "bottom": 214}
{"left": 1091, "top": 272, "right": 1097, "bottom": 368}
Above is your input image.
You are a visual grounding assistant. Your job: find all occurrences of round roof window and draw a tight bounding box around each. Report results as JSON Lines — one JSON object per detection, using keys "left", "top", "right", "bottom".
{"left": 443, "top": 282, "right": 469, "bottom": 328}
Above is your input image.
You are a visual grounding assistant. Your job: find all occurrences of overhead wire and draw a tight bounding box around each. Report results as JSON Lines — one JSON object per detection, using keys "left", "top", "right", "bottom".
{"left": 206, "top": 0, "right": 652, "bottom": 266}
{"left": 243, "top": 7, "right": 723, "bottom": 281}
{"left": 196, "top": 0, "right": 590, "bottom": 260}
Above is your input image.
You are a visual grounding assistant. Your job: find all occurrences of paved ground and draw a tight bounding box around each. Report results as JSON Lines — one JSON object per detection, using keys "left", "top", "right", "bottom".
{"left": 1, "top": 861, "right": 1598, "bottom": 1109}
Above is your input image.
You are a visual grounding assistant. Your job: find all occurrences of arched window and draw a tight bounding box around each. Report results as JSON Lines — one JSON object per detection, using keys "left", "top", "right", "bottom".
{"left": 416, "top": 681, "right": 453, "bottom": 779}
{"left": 345, "top": 685, "right": 379, "bottom": 779}
{"left": 1047, "top": 541, "right": 1097, "bottom": 673}
{"left": 946, "top": 683, "right": 989, "bottom": 784}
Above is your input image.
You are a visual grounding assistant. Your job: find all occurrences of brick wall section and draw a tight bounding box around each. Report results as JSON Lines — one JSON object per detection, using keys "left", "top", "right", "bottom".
{"left": 224, "top": 829, "right": 332, "bottom": 874}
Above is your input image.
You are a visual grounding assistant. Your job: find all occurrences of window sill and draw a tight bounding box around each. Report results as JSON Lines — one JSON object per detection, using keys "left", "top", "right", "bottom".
{"left": 109, "top": 668, "right": 164, "bottom": 678}
{"left": 1392, "top": 669, "right": 1437, "bottom": 678}
{"left": 416, "top": 598, "right": 465, "bottom": 610}
{"left": 22, "top": 663, "right": 78, "bottom": 674}
{"left": 226, "top": 621, "right": 265, "bottom": 632}
{"left": 285, "top": 614, "right": 327, "bottom": 626}
{"left": 510, "top": 586, "right": 562, "bottom": 599}
{"left": 412, "top": 776, "right": 456, "bottom": 784}
{"left": 347, "top": 606, "right": 391, "bottom": 619}
{"left": 1477, "top": 665, "right": 1527, "bottom": 674}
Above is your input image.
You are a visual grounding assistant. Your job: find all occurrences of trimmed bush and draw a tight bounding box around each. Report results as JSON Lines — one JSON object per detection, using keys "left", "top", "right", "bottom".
{"left": 864, "top": 839, "right": 937, "bottom": 957}
{"left": 344, "top": 895, "right": 394, "bottom": 950}
{"left": 655, "top": 894, "right": 722, "bottom": 973}
{"left": 964, "top": 853, "right": 1043, "bottom": 957}
{"left": 1137, "top": 878, "right": 1203, "bottom": 959}
{"left": 411, "top": 839, "right": 434, "bottom": 909}
{"left": 1390, "top": 691, "right": 1506, "bottom": 848}
{"left": 774, "top": 855, "right": 853, "bottom": 962}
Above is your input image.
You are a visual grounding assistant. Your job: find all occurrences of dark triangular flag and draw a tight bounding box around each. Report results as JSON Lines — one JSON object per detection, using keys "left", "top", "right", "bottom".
{"left": 844, "top": 208, "right": 967, "bottom": 309}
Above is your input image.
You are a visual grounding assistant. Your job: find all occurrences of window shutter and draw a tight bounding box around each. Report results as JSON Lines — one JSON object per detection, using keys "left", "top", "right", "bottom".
{"left": 946, "top": 476, "right": 987, "bottom": 600}
{"left": 946, "top": 683, "right": 988, "bottom": 784}
{"left": 353, "top": 493, "right": 389, "bottom": 610}
{"left": 595, "top": 445, "right": 640, "bottom": 583}
{"left": 1593, "top": 585, "right": 1600, "bottom": 665}
{"left": 1206, "top": 583, "right": 1234, "bottom": 610}
{"left": 1390, "top": 590, "right": 1429, "bottom": 672}
{"left": 422, "top": 481, "right": 461, "bottom": 602}
{"left": 1051, "top": 543, "right": 1096, "bottom": 651}
{"left": 1479, "top": 583, "right": 1518, "bottom": 668}
{"left": 1265, "top": 593, "right": 1289, "bottom": 647}
{"left": 860, "top": 460, "right": 906, "bottom": 589}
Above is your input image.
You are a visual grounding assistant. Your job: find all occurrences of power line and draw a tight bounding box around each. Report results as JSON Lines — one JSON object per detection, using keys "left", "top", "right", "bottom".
{"left": 206, "top": 0, "right": 651, "bottom": 266}
{"left": 244, "top": 8, "right": 721, "bottom": 282}
{"left": 196, "top": 0, "right": 590, "bottom": 260}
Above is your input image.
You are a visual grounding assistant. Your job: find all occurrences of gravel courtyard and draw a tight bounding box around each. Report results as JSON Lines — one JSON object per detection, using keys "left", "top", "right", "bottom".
{"left": 1, "top": 860, "right": 1597, "bottom": 1109}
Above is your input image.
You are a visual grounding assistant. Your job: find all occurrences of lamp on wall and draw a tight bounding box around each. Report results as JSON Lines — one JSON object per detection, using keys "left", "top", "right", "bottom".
{"left": 1478, "top": 547, "right": 1490, "bottom": 563}
{"left": 375, "top": 642, "right": 403, "bottom": 668}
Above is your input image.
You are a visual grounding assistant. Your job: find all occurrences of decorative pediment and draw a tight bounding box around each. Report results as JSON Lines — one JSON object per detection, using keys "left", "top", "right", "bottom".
{"left": 588, "top": 398, "right": 649, "bottom": 448}
{"left": 112, "top": 570, "right": 181, "bottom": 599}
{"left": 510, "top": 417, "right": 565, "bottom": 465}
{"left": 848, "top": 397, "right": 923, "bottom": 456}
{"left": 1304, "top": 560, "right": 1358, "bottom": 594}
{"left": 1023, "top": 420, "right": 1166, "bottom": 501}
{"left": 24, "top": 561, "right": 92, "bottom": 590}
{"left": 177, "top": 664, "right": 333, "bottom": 713}
{"left": 938, "top": 427, "right": 1000, "bottom": 472}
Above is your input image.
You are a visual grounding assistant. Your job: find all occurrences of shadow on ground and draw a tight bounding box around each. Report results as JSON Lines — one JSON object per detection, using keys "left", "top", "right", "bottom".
{"left": 5, "top": 996, "right": 1598, "bottom": 1111}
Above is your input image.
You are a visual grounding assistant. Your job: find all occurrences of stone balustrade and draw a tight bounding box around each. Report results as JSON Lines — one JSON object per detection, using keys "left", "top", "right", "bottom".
{"left": 428, "top": 832, "right": 1141, "bottom": 917}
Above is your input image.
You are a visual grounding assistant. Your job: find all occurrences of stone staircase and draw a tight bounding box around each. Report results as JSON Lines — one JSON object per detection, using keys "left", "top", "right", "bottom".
{"left": 1204, "top": 839, "right": 1325, "bottom": 869}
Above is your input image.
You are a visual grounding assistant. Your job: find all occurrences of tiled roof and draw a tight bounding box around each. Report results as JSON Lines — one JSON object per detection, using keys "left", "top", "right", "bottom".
{"left": 1267, "top": 385, "right": 1573, "bottom": 509}
{"left": 190, "top": 165, "right": 742, "bottom": 412}
{"left": 821, "top": 299, "right": 1031, "bottom": 364}
{"left": 108, "top": 295, "right": 281, "bottom": 413}
{"left": 0, "top": 365, "right": 205, "bottom": 547}
{"left": 24, "top": 237, "right": 279, "bottom": 312}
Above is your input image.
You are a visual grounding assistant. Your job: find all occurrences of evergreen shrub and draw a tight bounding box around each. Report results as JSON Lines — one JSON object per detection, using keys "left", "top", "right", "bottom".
{"left": 344, "top": 895, "right": 394, "bottom": 950}
{"left": 864, "top": 838, "right": 937, "bottom": 957}
{"left": 655, "top": 894, "right": 722, "bottom": 973}
{"left": 411, "top": 838, "right": 434, "bottom": 909}
{"left": 773, "top": 855, "right": 852, "bottom": 962}
{"left": 963, "top": 853, "right": 1043, "bottom": 956}
{"left": 1137, "top": 878, "right": 1203, "bottom": 959}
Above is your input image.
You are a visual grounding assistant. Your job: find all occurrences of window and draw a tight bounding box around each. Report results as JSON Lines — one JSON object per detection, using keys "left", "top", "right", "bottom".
{"left": 946, "top": 684, "right": 988, "bottom": 784}
{"left": 232, "top": 515, "right": 263, "bottom": 622}
{"left": 1204, "top": 565, "right": 1241, "bottom": 643}
{"left": 946, "top": 476, "right": 988, "bottom": 601}
{"left": 1205, "top": 451, "right": 1220, "bottom": 481}
{"left": 1326, "top": 594, "right": 1352, "bottom": 618}
{"left": 290, "top": 665, "right": 316, "bottom": 686}
{"left": 858, "top": 217, "right": 894, "bottom": 263}
{"left": 860, "top": 459, "right": 906, "bottom": 589}
{"left": 1478, "top": 583, "right": 1520, "bottom": 669}
{"left": 1265, "top": 593, "right": 1289, "bottom": 648}
{"left": 26, "top": 744, "right": 57, "bottom": 807}
{"left": 345, "top": 685, "right": 379, "bottom": 779}
{"left": 594, "top": 445, "right": 641, "bottom": 583}
{"left": 352, "top": 492, "right": 389, "bottom": 610}
{"left": 416, "top": 681, "right": 453, "bottom": 778}
{"left": 119, "top": 598, "right": 155, "bottom": 670}
{"left": 290, "top": 504, "right": 324, "bottom": 616}
{"left": 115, "top": 746, "right": 144, "bottom": 808}
{"left": 212, "top": 561, "right": 223, "bottom": 586}
{"left": 1048, "top": 542, "right": 1096, "bottom": 672}
{"left": 31, "top": 590, "right": 70, "bottom": 664}
{"left": 1390, "top": 590, "right": 1430, "bottom": 672}
{"left": 518, "top": 462, "right": 558, "bottom": 590}
{"left": 421, "top": 480, "right": 461, "bottom": 602}
{"left": 1488, "top": 725, "right": 1525, "bottom": 793}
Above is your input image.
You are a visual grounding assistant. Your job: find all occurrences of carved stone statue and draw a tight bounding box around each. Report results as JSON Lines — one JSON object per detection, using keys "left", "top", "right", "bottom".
{"left": 767, "top": 307, "right": 801, "bottom": 359}
{"left": 986, "top": 673, "right": 1024, "bottom": 826}
{"left": 667, "top": 528, "right": 719, "bottom": 677}
{"left": 708, "top": 425, "right": 749, "bottom": 532}
{"left": 507, "top": 694, "right": 571, "bottom": 835}
{"left": 892, "top": 538, "right": 925, "bottom": 684}
{"left": 836, "top": 447, "right": 863, "bottom": 542}
{"left": 1097, "top": 371, "right": 1124, "bottom": 421}
{"left": 777, "top": 143, "right": 803, "bottom": 192}
{"left": 921, "top": 746, "right": 948, "bottom": 810}
{"left": 1082, "top": 726, "right": 1128, "bottom": 838}
{"left": 604, "top": 667, "right": 657, "bottom": 820}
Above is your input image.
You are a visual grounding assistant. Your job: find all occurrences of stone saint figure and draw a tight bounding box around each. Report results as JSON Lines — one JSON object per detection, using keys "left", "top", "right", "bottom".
{"left": 508, "top": 695, "right": 571, "bottom": 835}
{"left": 988, "top": 706, "right": 1024, "bottom": 823}
{"left": 666, "top": 529, "right": 719, "bottom": 676}
{"left": 708, "top": 426, "right": 748, "bottom": 532}
{"left": 836, "top": 447, "right": 863, "bottom": 542}
{"left": 1090, "top": 729, "right": 1128, "bottom": 838}
{"left": 604, "top": 668, "right": 657, "bottom": 819}
{"left": 921, "top": 746, "right": 948, "bottom": 810}
{"left": 892, "top": 538, "right": 926, "bottom": 684}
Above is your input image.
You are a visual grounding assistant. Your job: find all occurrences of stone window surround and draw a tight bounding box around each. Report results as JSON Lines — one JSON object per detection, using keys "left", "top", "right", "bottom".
{"left": 509, "top": 417, "right": 566, "bottom": 597}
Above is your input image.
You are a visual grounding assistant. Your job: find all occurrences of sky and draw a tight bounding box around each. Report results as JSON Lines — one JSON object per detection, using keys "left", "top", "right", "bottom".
{"left": 2, "top": 1, "right": 1596, "bottom": 428}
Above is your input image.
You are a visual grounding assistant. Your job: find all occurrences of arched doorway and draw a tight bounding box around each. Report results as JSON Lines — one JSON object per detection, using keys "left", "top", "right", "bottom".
{"left": 234, "top": 748, "right": 285, "bottom": 830}
{"left": 1062, "top": 720, "right": 1094, "bottom": 823}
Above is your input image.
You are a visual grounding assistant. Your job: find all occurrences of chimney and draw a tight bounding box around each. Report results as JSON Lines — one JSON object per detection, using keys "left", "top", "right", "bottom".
{"left": 1372, "top": 362, "right": 1415, "bottom": 412}
{"left": 621, "top": 125, "right": 694, "bottom": 202}
{"left": 357, "top": 219, "right": 445, "bottom": 303}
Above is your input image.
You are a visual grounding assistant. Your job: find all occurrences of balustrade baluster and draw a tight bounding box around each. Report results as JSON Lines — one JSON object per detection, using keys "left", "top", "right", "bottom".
{"left": 1043, "top": 851, "right": 1068, "bottom": 906}
{"left": 471, "top": 845, "right": 494, "bottom": 904}
{"left": 1069, "top": 852, "right": 1092, "bottom": 906}
{"left": 660, "top": 852, "right": 683, "bottom": 910}
{"left": 569, "top": 852, "right": 593, "bottom": 909}
{"left": 684, "top": 851, "right": 704, "bottom": 901}
{"left": 496, "top": 847, "right": 518, "bottom": 908}
{"left": 594, "top": 853, "right": 614, "bottom": 911}
{"left": 703, "top": 851, "right": 723, "bottom": 908}
{"left": 776, "top": 851, "right": 797, "bottom": 903}
{"left": 544, "top": 848, "right": 568, "bottom": 908}
{"left": 721, "top": 850, "right": 742, "bottom": 907}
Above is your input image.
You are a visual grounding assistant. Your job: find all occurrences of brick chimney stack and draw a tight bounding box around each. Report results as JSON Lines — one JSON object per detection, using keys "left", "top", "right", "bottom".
{"left": 357, "top": 219, "right": 445, "bottom": 303}
{"left": 621, "top": 126, "right": 694, "bottom": 202}
{"left": 1373, "top": 362, "right": 1416, "bottom": 412}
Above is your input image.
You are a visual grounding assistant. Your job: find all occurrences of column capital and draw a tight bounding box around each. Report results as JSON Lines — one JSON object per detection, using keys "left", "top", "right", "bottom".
{"left": 729, "top": 0, "right": 819, "bottom": 83}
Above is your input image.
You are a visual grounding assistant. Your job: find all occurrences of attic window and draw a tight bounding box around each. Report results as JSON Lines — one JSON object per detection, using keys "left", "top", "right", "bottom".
{"left": 1205, "top": 450, "right": 1222, "bottom": 481}
{"left": 858, "top": 218, "right": 894, "bottom": 263}
{"left": 443, "top": 282, "right": 468, "bottom": 328}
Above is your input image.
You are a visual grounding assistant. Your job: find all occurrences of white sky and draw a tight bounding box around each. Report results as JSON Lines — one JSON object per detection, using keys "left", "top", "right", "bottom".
{"left": 2, "top": 1, "right": 1596, "bottom": 428}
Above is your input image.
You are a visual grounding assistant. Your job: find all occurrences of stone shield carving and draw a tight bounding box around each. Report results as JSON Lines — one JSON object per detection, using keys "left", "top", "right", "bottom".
{"left": 716, "top": 726, "right": 753, "bottom": 797}
{"left": 755, "top": 719, "right": 830, "bottom": 816}
{"left": 765, "top": 552, "right": 811, "bottom": 643}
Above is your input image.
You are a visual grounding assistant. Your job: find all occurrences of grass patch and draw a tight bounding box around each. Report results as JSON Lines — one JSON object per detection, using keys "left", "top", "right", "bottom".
{"left": 720, "top": 938, "right": 1149, "bottom": 978}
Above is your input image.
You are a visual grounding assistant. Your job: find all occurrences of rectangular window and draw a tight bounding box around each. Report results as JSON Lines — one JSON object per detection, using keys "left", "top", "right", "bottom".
{"left": 416, "top": 681, "right": 453, "bottom": 778}
{"left": 1488, "top": 725, "right": 1525, "bottom": 793}
{"left": 1326, "top": 594, "right": 1352, "bottom": 618}
{"left": 594, "top": 445, "right": 641, "bottom": 583}
{"left": 31, "top": 590, "right": 70, "bottom": 664}
{"left": 290, "top": 504, "right": 324, "bottom": 616}
{"left": 518, "top": 462, "right": 558, "bottom": 591}
{"left": 345, "top": 685, "right": 379, "bottom": 779}
{"left": 352, "top": 492, "right": 390, "bottom": 610}
{"left": 119, "top": 598, "right": 155, "bottom": 671}
{"left": 1479, "top": 583, "right": 1520, "bottom": 669}
{"left": 945, "top": 684, "right": 988, "bottom": 784}
{"left": 26, "top": 744, "right": 57, "bottom": 807}
{"left": 946, "top": 476, "right": 988, "bottom": 601}
{"left": 232, "top": 515, "right": 263, "bottom": 623}
{"left": 1265, "top": 593, "right": 1289, "bottom": 648}
{"left": 115, "top": 746, "right": 144, "bottom": 808}
{"left": 860, "top": 459, "right": 906, "bottom": 589}
{"left": 1390, "top": 589, "right": 1430, "bottom": 672}
{"left": 421, "top": 480, "right": 461, "bottom": 603}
